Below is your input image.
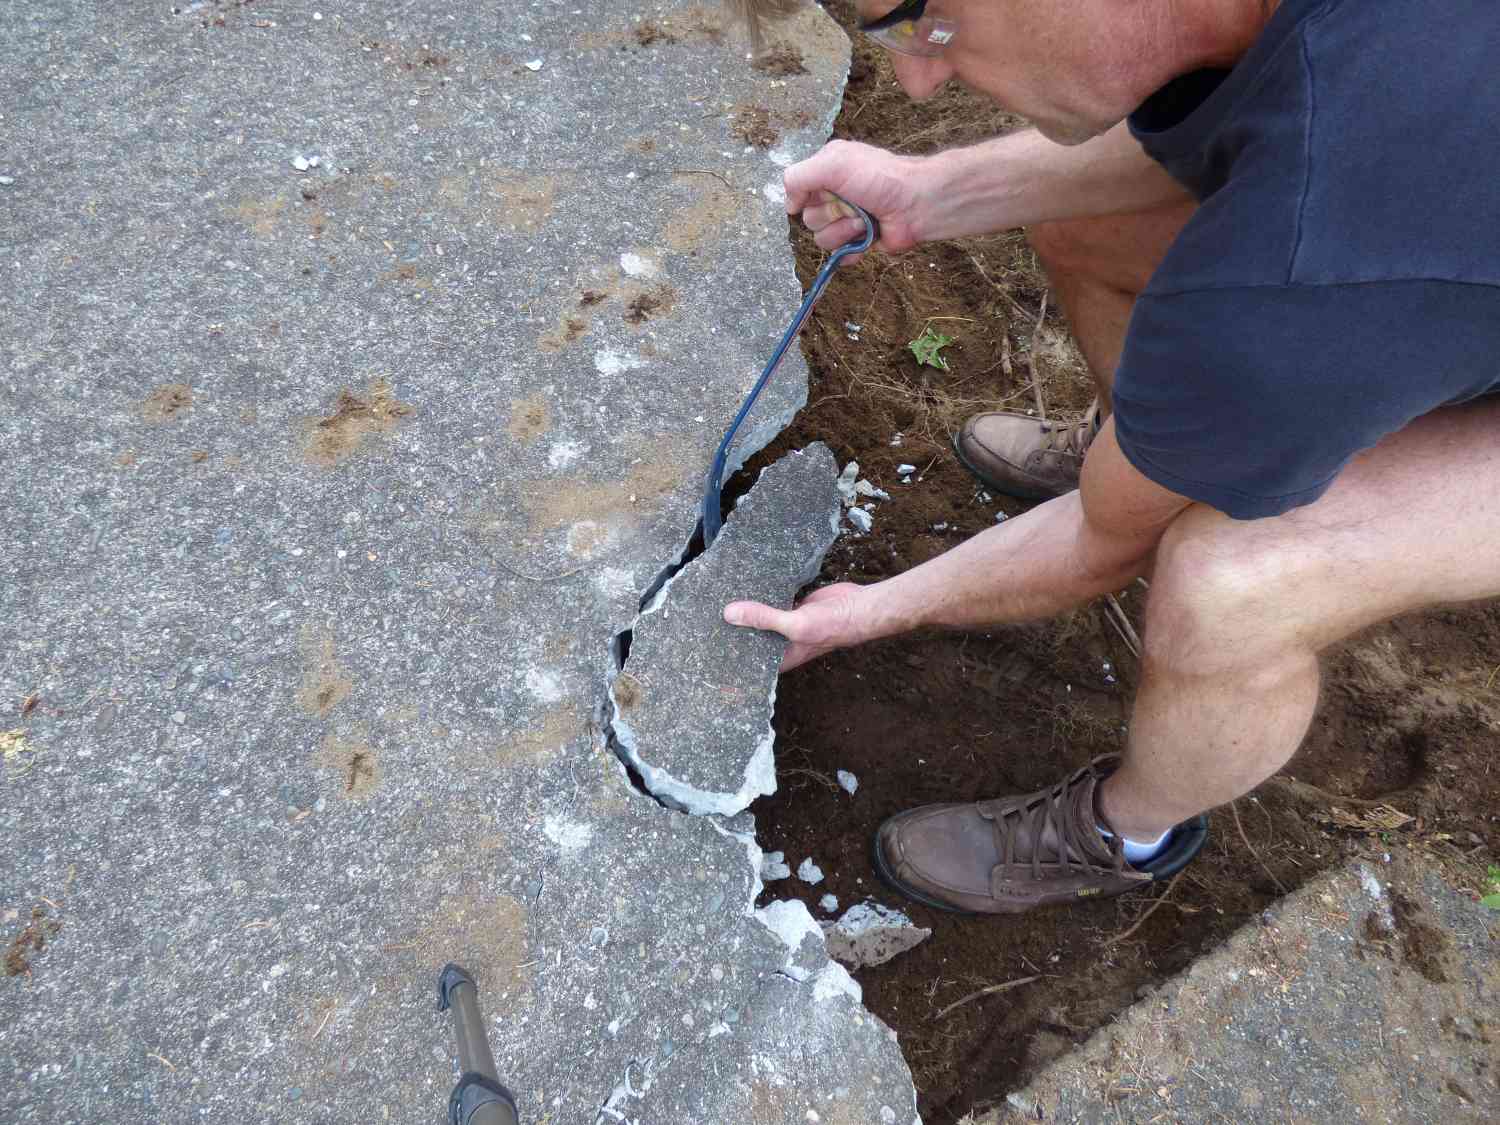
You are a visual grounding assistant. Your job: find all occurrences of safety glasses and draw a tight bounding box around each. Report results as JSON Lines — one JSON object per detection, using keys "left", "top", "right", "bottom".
{"left": 859, "top": 0, "right": 957, "bottom": 58}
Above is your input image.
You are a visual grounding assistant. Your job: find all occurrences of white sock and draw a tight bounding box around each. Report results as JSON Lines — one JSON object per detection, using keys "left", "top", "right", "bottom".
{"left": 1100, "top": 825, "right": 1173, "bottom": 864}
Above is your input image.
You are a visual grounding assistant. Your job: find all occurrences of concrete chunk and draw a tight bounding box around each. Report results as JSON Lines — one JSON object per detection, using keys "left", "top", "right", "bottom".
{"left": 610, "top": 444, "right": 841, "bottom": 816}
{"left": 822, "top": 901, "right": 933, "bottom": 970}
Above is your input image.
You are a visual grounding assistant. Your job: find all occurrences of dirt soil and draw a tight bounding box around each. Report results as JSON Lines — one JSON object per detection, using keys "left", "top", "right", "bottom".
{"left": 735, "top": 4, "right": 1500, "bottom": 1120}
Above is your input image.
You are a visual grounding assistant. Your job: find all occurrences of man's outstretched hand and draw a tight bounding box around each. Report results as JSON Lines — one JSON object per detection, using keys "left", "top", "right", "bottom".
{"left": 723, "top": 582, "right": 868, "bottom": 673}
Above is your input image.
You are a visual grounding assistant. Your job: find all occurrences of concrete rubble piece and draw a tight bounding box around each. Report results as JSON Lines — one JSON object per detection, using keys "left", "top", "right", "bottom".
{"left": 609, "top": 443, "right": 842, "bottom": 816}
{"left": 0, "top": 3, "right": 919, "bottom": 1122}
{"left": 984, "top": 851, "right": 1500, "bottom": 1123}
{"left": 823, "top": 901, "right": 933, "bottom": 970}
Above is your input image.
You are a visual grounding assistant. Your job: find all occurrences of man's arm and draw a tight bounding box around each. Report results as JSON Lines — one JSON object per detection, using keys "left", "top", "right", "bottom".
{"left": 787, "top": 123, "right": 1190, "bottom": 253}
{"left": 724, "top": 419, "right": 1192, "bottom": 669}
{"left": 915, "top": 122, "right": 1191, "bottom": 241}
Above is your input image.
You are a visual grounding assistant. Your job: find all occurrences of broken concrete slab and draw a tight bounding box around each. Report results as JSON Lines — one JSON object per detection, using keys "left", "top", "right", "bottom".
{"left": 985, "top": 852, "right": 1500, "bottom": 1123}
{"left": 607, "top": 970, "right": 920, "bottom": 1125}
{"left": 609, "top": 443, "right": 841, "bottom": 816}
{"left": 823, "top": 901, "right": 933, "bottom": 970}
{"left": 1, "top": 2, "right": 919, "bottom": 1122}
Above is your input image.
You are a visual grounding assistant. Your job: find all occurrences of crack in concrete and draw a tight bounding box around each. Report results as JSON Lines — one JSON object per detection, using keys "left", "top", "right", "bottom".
{"left": 581, "top": 449, "right": 920, "bottom": 1122}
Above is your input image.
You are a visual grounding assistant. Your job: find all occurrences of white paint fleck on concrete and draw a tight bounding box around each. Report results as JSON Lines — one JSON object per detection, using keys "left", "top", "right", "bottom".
{"left": 547, "top": 439, "right": 585, "bottom": 469}
{"left": 542, "top": 813, "right": 593, "bottom": 852}
{"left": 525, "top": 667, "right": 565, "bottom": 703}
{"left": 619, "top": 252, "right": 659, "bottom": 278}
{"left": 594, "top": 349, "right": 646, "bottom": 376}
{"left": 762, "top": 180, "right": 787, "bottom": 205}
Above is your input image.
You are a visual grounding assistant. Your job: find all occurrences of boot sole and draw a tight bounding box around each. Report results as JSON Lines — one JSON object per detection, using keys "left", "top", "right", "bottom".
{"left": 950, "top": 432, "right": 1068, "bottom": 503}
{"left": 872, "top": 813, "right": 1212, "bottom": 915}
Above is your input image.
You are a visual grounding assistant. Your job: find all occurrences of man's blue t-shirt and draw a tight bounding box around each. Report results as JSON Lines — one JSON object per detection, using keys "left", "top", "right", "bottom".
{"left": 1114, "top": 0, "right": 1500, "bottom": 519}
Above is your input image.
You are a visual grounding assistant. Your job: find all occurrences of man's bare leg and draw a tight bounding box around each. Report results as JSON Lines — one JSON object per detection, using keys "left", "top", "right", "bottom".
{"left": 954, "top": 201, "right": 1199, "bottom": 500}
{"left": 1026, "top": 199, "right": 1196, "bottom": 413}
{"left": 1098, "top": 397, "right": 1500, "bottom": 839}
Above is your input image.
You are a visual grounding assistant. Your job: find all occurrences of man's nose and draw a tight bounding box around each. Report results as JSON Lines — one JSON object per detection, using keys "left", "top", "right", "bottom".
{"left": 889, "top": 52, "right": 954, "bottom": 100}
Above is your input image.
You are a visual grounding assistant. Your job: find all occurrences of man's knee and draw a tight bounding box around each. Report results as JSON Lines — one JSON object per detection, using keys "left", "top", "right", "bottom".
{"left": 1143, "top": 512, "right": 1302, "bottom": 675}
{"left": 1026, "top": 201, "right": 1196, "bottom": 295}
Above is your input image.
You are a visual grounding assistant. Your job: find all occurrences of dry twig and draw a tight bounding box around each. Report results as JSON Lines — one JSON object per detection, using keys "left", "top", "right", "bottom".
{"left": 494, "top": 558, "right": 587, "bottom": 583}
{"left": 933, "top": 975, "right": 1040, "bottom": 1020}
{"left": 1232, "top": 800, "right": 1288, "bottom": 894}
{"left": 669, "top": 168, "right": 736, "bottom": 191}
{"left": 1103, "top": 594, "right": 1143, "bottom": 660}
{"left": 1104, "top": 871, "right": 1183, "bottom": 946}
{"left": 312, "top": 1004, "right": 337, "bottom": 1040}
{"left": 1029, "top": 292, "right": 1050, "bottom": 420}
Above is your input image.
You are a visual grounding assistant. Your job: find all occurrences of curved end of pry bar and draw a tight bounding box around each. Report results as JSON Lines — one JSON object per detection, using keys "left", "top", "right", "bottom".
{"left": 700, "top": 197, "right": 879, "bottom": 548}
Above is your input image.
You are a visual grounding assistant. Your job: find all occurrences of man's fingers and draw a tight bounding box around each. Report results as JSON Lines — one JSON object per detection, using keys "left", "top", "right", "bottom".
{"left": 723, "top": 600, "right": 797, "bottom": 638}
{"left": 814, "top": 216, "right": 864, "bottom": 250}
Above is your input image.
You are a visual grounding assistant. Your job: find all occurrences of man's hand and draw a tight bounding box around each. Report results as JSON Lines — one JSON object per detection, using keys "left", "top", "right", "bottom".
{"left": 723, "top": 582, "right": 868, "bottom": 673}
{"left": 784, "top": 140, "right": 928, "bottom": 257}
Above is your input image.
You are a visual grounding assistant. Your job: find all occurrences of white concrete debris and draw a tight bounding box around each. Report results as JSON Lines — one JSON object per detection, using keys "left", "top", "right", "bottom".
{"left": 854, "top": 480, "right": 892, "bottom": 502}
{"left": 836, "top": 461, "right": 859, "bottom": 504}
{"left": 761, "top": 850, "right": 792, "bottom": 881}
{"left": 542, "top": 814, "right": 594, "bottom": 852}
{"left": 811, "top": 960, "right": 862, "bottom": 1004}
{"left": 822, "top": 901, "right": 932, "bottom": 970}
{"left": 797, "top": 857, "right": 825, "bottom": 885}
{"left": 756, "top": 899, "right": 826, "bottom": 981}
{"left": 836, "top": 770, "right": 858, "bottom": 795}
{"left": 846, "top": 508, "right": 873, "bottom": 534}
{"left": 819, "top": 894, "right": 839, "bottom": 913}
{"left": 524, "top": 58, "right": 544, "bottom": 70}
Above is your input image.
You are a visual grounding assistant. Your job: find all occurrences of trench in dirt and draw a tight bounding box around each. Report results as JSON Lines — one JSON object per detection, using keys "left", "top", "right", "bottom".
{"left": 726, "top": 4, "right": 1500, "bottom": 1119}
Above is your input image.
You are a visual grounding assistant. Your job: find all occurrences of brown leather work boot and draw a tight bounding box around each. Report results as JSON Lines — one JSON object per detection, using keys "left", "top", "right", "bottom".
{"left": 872, "top": 756, "right": 1208, "bottom": 915}
{"left": 954, "top": 400, "right": 1102, "bottom": 500}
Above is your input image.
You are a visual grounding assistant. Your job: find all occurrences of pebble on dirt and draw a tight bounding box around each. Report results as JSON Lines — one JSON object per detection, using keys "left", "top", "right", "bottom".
{"left": 797, "top": 857, "right": 825, "bottom": 885}
{"left": 836, "top": 461, "right": 860, "bottom": 504}
{"left": 761, "top": 850, "right": 792, "bottom": 881}
{"left": 819, "top": 894, "right": 839, "bottom": 913}
{"left": 836, "top": 769, "right": 858, "bottom": 795}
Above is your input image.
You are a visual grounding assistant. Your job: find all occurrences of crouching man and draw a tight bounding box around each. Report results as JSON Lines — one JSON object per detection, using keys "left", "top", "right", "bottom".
{"left": 726, "top": 0, "right": 1500, "bottom": 914}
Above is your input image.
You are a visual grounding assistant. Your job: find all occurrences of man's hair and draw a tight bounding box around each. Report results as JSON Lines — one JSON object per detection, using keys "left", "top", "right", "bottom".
{"left": 725, "top": 0, "right": 805, "bottom": 53}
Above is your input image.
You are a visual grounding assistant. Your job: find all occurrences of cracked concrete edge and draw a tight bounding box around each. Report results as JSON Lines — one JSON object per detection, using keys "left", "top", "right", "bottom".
{"left": 606, "top": 444, "right": 841, "bottom": 818}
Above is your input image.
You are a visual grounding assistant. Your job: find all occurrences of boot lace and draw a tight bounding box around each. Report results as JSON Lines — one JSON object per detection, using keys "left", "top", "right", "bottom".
{"left": 982, "top": 757, "right": 1144, "bottom": 882}
{"left": 1038, "top": 401, "right": 1101, "bottom": 459}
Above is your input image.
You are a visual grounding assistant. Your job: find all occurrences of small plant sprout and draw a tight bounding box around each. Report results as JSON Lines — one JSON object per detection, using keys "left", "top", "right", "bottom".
{"left": 908, "top": 324, "right": 954, "bottom": 371}
{"left": 1482, "top": 865, "right": 1500, "bottom": 911}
